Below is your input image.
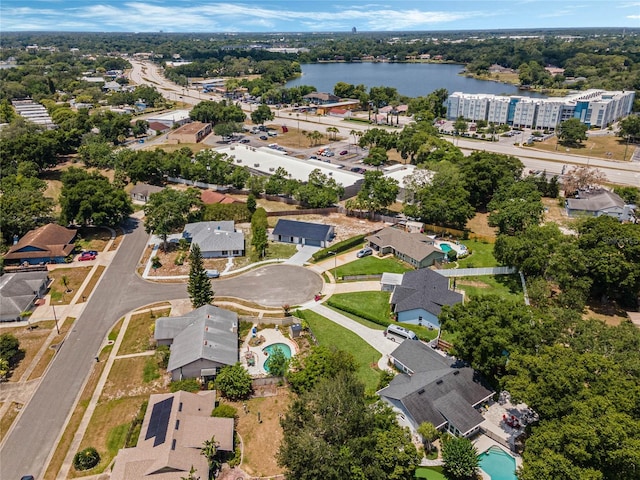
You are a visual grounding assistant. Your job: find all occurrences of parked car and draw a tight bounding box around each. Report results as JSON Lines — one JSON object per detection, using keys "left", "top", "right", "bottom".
{"left": 267, "top": 131, "right": 277, "bottom": 137}
{"left": 259, "top": 135, "right": 268, "bottom": 140}
{"left": 206, "top": 269, "right": 220, "bottom": 278}
{"left": 325, "top": 151, "right": 335, "bottom": 157}
{"left": 79, "top": 252, "right": 97, "bottom": 261}
{"left": 309, "top": 155, "right": 318, "bottom": 160}
{"left": 340, "top": 150, "right": 348, "bottom": 155}
{"left": 84, "top": 250, "right": 98, "bottom": 256}
{"left": 258, "top": 125, "right": 268, "bottom": 131}
{"left": 240, "top": 138, "right": 250, "bottom": 143}
{"left": 357, "top": 247, "right": 373, "bottom": 258}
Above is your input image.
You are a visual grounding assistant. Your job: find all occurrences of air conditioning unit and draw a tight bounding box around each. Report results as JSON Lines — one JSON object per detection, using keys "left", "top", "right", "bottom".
{"left": 254, "top": 163, "right": 260, "bottom": 167}
{"left": 236, "top": 159, "right": 242, "bottom": 163}
{"left": 269, "top": 167, "right": 275, "bottom": 172}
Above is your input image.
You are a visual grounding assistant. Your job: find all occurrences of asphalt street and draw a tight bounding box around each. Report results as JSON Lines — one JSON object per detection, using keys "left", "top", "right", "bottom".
{"left": 0, "top": 218, "right": 186, "bottom": 480}
{"left": 213, "top": 265, "right": 322, "bottom": 306}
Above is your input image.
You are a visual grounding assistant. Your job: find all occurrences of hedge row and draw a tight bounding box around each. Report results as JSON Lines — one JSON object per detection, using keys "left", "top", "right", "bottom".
{"left": 326, "top": 300, "right": 391, "bottom": 328}
{"left": 312, "top": 234, "right": 366, "bottom": 262}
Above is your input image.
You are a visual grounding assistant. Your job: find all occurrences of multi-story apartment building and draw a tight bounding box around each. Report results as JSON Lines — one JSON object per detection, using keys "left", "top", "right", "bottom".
{"left": 446, "top": 89, "right": 635, "bottom": 130}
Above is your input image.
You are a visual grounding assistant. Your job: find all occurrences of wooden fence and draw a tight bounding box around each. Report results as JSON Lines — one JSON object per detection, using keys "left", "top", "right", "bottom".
{"left": 266, "top": 207, "right": 338, "bottom": 217}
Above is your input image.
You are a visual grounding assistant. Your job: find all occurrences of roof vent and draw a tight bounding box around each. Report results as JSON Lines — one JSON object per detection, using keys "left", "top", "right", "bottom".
{"left": 254, "top": 163, "right": 260, "bottom": 167}
{"left": 436, "top": 379, "right": 443, "bottom": 385}
{"left": 418, "top": 388, "right": 425, "bottom": 395}
{"left": 453, "top": 370, "right": 460, "bottom": 375}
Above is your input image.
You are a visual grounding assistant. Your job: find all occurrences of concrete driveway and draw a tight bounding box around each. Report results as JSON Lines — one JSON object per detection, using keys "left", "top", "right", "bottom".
{"left": 213, "top": 264, "right": 322, "bottom": 307}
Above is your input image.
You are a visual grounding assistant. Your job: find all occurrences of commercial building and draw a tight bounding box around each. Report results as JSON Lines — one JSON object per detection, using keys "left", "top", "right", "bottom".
{"left": 446, "top": 89, "right": 635, "bottom": 130}
{"left": 146, "top": 110, "right": 191, "bottom": 128}
{"left": 167, "top": 121, "right": 212, "bottom": 144}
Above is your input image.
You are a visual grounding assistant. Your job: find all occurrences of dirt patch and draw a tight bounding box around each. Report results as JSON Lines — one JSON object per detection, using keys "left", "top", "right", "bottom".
{"left": 584, "top": 304, "right": 629, "bottom": 326}
{"left": 47, "top": 266, "right": 93, "bottom": 304}
{"left": 147, "top": 247, "right": 228, "bottom": 277}
{"left": 466, "top": 213, "right": 497, "bottom": 240}
{"left": 1, "top": 321, "right": 57, "bottom": 382}
{"left": 532, "top": 133, "right": 633, "bottom": 162}
{"left": 542, "top": 197, "right": 571, "bottom": 226}
{"left": 229, "top": 389, "right": 291, "bottom": 477}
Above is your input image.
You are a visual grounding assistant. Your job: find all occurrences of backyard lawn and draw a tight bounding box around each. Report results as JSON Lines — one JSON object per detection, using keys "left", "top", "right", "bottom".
{"left": 444, "top": 239, "right": 498, "bottom": 269}
{"left": 415, "top": 466, "right": 446, "bottom": 480}
{"left": 327, "top": 291, "right": 392, "bottom": 324}
{"left": 334, "top": 256, "right": 410, "bottom": 279}
{"left": 297, "top": 310, "right": 381, "bottom": 392}
{"left": 455, "top": 274, "right": 523, "bottom": 302}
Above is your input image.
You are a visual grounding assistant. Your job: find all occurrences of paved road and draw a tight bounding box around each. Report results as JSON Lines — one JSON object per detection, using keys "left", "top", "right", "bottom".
{"left": 214, "top": 265, "right": 322, "bottom": 306}
{"left": 0, "top": 218, "right": 186, "bottom": 480}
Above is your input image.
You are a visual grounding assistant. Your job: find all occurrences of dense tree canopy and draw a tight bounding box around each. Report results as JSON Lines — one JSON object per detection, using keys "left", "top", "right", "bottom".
{"left": 488, "top": 179, "right": 545, "bottom": 235}
{"left": 144, "top": 187, "right": 201, "bottom": 250}
{"left": 59, "top": 168, "right": 132, "bottom": 226}
{"left": 0, "top": 174, "right": 55, "bottom": 242}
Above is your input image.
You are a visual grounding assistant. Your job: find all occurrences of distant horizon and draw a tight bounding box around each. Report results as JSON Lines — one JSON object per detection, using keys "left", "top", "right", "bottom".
{"left": 2, "top": 1, "right": 639, "bottom": 33}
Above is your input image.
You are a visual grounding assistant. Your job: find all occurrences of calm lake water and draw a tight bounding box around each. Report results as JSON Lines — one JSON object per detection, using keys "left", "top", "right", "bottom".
{"left": 286, "top": 62, "right": 544, "bottom": 98}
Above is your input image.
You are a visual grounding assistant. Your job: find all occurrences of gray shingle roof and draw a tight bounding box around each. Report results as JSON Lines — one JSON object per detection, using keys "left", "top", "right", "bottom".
{"left": 379, "top": 341, "right": 493, "bottom": 434}
{"left": 566, "top": 189, "right": 625, "bottom": 212}
{"left": 272, "top": 219, "right": 333, "bottom": 242}
{"left": 155, "top": 305, "right": 239, "bottom": 372}
{"left": 366, "top": 227, "right": 444, "bottom": 264}
{"left": 0, "top": 271, "right": 49, "bottom": 321}
{"left": 183, "top": 221, "right": 244, "bottom": 253}
{"left": 391, "top": 269, "right": 463, "bottom": 316}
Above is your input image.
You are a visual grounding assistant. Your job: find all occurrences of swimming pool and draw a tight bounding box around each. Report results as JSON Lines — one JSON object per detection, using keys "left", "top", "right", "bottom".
{"left": 439, "top": 243, "right": 452, "bottom": 253}
{"left": 478, "top": 446, "right": 517, "bottom": 480}
{"left": 263, "top": 343, "right": 292, "bottom": 373}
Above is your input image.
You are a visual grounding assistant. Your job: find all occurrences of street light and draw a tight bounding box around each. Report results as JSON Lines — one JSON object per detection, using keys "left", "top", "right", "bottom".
{"left": 52, "top": 303, "right": 60, "bottom": 335}
{"left": 328, "top": 251, "right": 337, "bottom": 282}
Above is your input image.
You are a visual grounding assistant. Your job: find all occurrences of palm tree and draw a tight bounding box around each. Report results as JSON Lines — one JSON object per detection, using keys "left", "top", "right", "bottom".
{"left": 417, "top": 422, "right": 439, "bottom": 455}
{"left": 201, "top": 436, "right": 219, "bottom": 472}
{"left": 326, "top": 126, "right": 339, "bottom": 141}
{"left": 61, "top": 275, "right": 71, "bottom": 293}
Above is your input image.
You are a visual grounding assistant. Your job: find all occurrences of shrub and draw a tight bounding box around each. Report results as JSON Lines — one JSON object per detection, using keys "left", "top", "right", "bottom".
{"left": 170, "top": 378, "right": 201, "bottom": 393}
{"left": 212, "top": 403, "right": 238, "bottom": 419}
{"left": 151, "top": 256, "right": 162, "bottom": 269}
{"left": 312, "top": 234, "right": 366, "bottom": 262}
{"left": 73, "top": 447, "right": 100, "bottom": 471}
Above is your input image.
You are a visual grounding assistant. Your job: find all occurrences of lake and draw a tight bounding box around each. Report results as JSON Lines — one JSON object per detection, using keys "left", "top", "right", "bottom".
{"left": 286, "top": 62, "right": 544, "bottom": 98}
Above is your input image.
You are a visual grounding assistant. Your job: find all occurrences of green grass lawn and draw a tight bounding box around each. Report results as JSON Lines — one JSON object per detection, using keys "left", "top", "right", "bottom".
{"left": 415, "top": 466, "right": 446, "bottom": 480}
{"left": 335, "top": 256, "right": 410, "bottom": 280}
{"left": 456, "top": 274, "right": 523, "bottom": 302}
{"left": 326, "top": 306, "right": 387, "bottom": 330}
{"left": 327, "top": 291, "right": 392, "bottom": 324}
{"left": 443, "top": 239, "right": 498, "bottom": 269}
{"left": 296, "top": 310, "right": 381, "bottom": 392}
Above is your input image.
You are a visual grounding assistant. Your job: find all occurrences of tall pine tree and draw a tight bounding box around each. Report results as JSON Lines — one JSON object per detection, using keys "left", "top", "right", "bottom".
{"left": 187, "top": 244, "right": 213, "bottom": 308}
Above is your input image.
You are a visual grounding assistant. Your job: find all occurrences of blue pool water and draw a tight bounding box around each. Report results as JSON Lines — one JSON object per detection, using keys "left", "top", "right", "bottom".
{"left": 439, "top": 243, "right": 452, "bottom": 253}
{"left": 478, "top": 447, "right": 517, "bottom": 480}
{"left": 263, "top": 343, "right": 292, "bottom": 372}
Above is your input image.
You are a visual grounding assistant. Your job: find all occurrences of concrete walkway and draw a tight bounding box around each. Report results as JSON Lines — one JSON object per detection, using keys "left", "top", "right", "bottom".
{"left": 283, "top": 245, "right": 321, "bottom": 266}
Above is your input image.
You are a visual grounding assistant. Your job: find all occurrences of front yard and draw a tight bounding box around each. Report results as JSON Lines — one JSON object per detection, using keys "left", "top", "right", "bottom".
{"left": 296, "top": 309, "right": 381, "bottom": 392}
{"left": 327, "top": 291, "right": 392, "bottom": 325}
{"left": 48, "top": 267, "right": 93, "bottom": 304}
{"left": 455, "top": 274, "right": 524, "bottom": 302}
{"left": 334, "top": 256, "right": 410, "bottom": 279}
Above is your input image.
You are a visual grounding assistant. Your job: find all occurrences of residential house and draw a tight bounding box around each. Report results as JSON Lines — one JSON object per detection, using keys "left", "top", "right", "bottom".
{"left": 271, "top": 219, "right": 334, "bottom": 247}
{"left": 4, "top": 224, "right": 76, "bottom": 265}
{"left": 565, "top": 189, "right": 636, "bottom": 222}
{"left": 155, "top": 304, "right": 239, "bottom": 381}
{"left": 130, "top": 183, "right": 164, "bottom": 203}
{"left": 390, "top": 269, "right": 463, "bottom": 328}
{"left": 365, "top": 227, "right": 445, "bottom": 268}
{"left": 0, "top": 271, "right": 50, "bottom": 322}
{"left": 182, "top": 221, "right": 245, "bottom": 258}
{"left": 378, "top": 340, "right": 493, "bottom": 438}
{"left": 110, "top": 390, "right": 234, "bottom": 480}
{"left": 200, "top": 190, "right": 238, "bottom": 205}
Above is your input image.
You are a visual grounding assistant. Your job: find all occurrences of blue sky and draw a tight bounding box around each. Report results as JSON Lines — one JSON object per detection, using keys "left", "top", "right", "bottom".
{"left": 2, "top": 1, "right": 639, "bottom": 32}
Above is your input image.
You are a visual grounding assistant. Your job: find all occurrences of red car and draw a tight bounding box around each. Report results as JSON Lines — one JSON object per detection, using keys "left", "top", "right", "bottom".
{"left": 78, "top": 252, "right": 97, "bottom": 261}
{"left": 339, "top": 150, "right": 348, "bottom": 155}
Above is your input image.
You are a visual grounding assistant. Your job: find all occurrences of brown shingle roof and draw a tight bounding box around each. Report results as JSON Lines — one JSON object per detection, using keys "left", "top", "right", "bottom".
{"left": 200, "top": 190, "right": 238, "bottom": 205}
{"left": 4, "top": 224, "right": 76, "bottom": 261}
{"left": 366, "top": 227, "right": 441, "bottom": 264}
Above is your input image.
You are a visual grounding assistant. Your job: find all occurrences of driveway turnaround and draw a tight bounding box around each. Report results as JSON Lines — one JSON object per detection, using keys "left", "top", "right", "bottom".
{"left": 214, "top": 264, "right": 322, "bottom": 307}
{"left": 0, "top": 217, "right": 186, "bottom": 480}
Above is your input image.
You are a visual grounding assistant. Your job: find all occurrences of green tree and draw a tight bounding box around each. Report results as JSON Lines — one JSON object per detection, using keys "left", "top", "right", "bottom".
{"left": 59, "top": 168, "right": 132, "bottom": 227}
{"left": 417, "top": 422, "right": 439, "bottom": 455}
{"left": 453, "top": 117, "right": 468, "bottom": 135}
{"left": 295, "top": 169, "right": 344, "bottom": 208}
{"left": 246, "top": 193, "right": 257, "bottom": 214}
{"left": 187, "top": 244, "right": 213, "bottom": 308}
{"left": 557, "top": 118, "right": 588, "bottom": 146}
{"left": 613, "top": 186, "right": 640, "bottom": 205}
{"left": 618, "top": 114, "right": 640, "bottom": 143}
{"left": 286, "top": 345, "right": 358, "bottom": 394}
{"left": 180, "top": 466, "right": 200, "bottom": 480}
{"left": 251, "top": 104, "right": 274, "bottom": 125}
{"left": 265, "top": 345, "right": 289, "bottom": 377}
{"left": 0, "top": 174, "right": 55, "bottom": 242}
{"left": 201, "top": 436, "right": 219, "bottom": 471}
{"left": 144, "top": 188, "right": 201, "bottom": 251}
{"left": 362, "top": 146, "right": 388, "bottom": 168}
{"left": 488, "top": 179, "right": 544, "bottom": 235}
{"left": 356, "top": 170, "right": 399, "bottom": 214}
{"left": 215, "top": 362, "right": 253, "bottom": 400}
{"left": 441, "top": 436, "right": 479, "bottom": 480}
{"left": 0, "top": 334, "right": 20, "bottom": 366}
